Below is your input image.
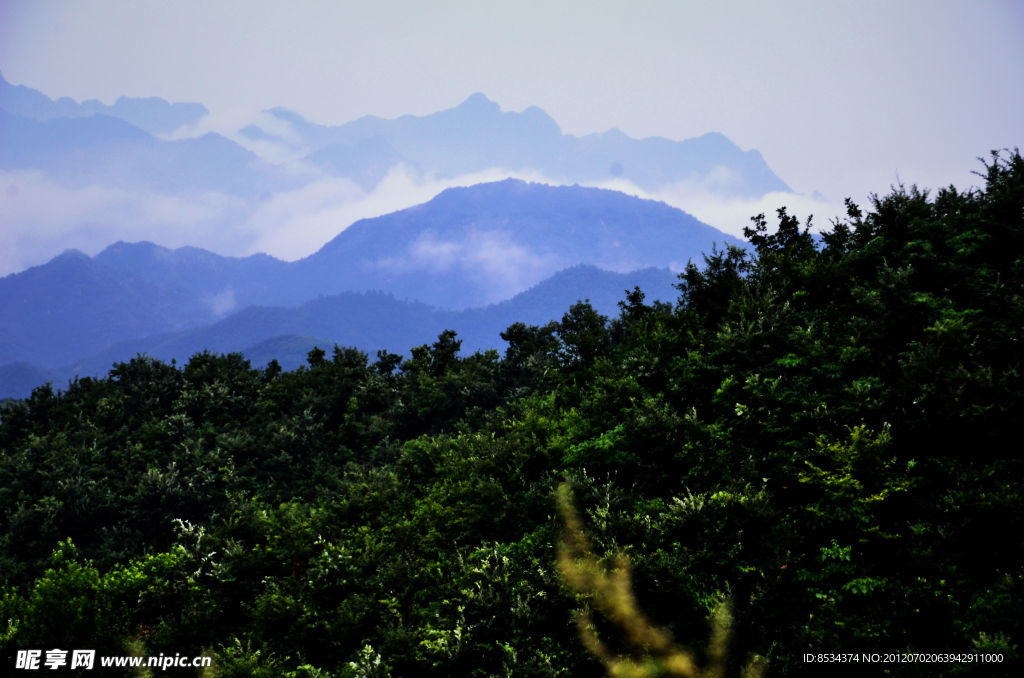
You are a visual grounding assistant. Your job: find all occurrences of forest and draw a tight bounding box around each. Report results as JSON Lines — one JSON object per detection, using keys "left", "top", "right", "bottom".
{"left": 0, "top": 151, "right": 1021, "bottom": 676}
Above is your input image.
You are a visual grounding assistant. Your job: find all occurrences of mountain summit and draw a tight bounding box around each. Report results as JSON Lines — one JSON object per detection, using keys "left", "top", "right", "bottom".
{"left": 458, "top": 92, "right": 503, "bottom": 111}
{"left": 0, "top": 180, "right": 739, "bottom": 376}
{"left": 291, "top": 178, "right": 742, "bottom": 309}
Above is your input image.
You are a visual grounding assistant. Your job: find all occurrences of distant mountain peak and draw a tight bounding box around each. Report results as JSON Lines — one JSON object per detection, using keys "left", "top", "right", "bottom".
{"left": 692, "top": 131, "right": 738, "bottom": 150}
{"left": 266, "top": 106, "right": 309, "bottom": 124}
{"left": 55, "top": 248, "right": 89, "bottom": 260}
{"left": 458, "top": 92, "right": 500, "bottom": 111}
{"left": 428, "top": 177, "right": 540, "bottom": 202}
{"left": 306, "top": 179, "right": 737, "bottom": 309}
{"left": 519, "top": 105, "right": 562, "bottom": 134}
{"left": 97, "top": 240, "right": 163, "bottom": 257}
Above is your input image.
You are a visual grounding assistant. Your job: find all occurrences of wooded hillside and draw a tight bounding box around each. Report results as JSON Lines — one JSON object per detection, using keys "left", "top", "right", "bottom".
{"left": 1, "top": 151, "right": 1021, "bottom": 676}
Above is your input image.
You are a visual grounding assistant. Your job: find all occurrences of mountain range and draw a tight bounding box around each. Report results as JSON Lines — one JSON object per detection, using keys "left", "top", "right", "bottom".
{"left": 0, "top": 179, "right": 740, "bottom": 399}
{"left": 34, "top": 265, "right": 680, "bottom": 384}
{"left": 284, "top": 178, "right": 741, "bottom": 308}
{"left": 0, "top": 71, "right": 208, "bottom": 135}
{"left": 0, "top": 76, "right": 776, "bottom": 399}
{"left": 0, "top": 105, "right": 298, "bottom": 197}
{"left": 257, "top": 92, "right": 790, "bottom": 196}
{"left": 0, "top": 263, "right": 681, "bottom": 401}
{"left": 0, "top": 72, "right": 788, "bottom": 199}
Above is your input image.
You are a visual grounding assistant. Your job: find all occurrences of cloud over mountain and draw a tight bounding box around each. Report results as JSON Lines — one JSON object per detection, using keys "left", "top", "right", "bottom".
{"left": 0, "top": 179, "right": 736, "bottom": 381}
{"left": 0, "top": 76, "right": 807, "bottom": 281}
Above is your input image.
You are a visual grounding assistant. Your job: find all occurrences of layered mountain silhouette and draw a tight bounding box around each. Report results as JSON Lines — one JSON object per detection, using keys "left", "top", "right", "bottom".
{"left": 286, "top": 179, "right": 743, "bottom": 308}
{"left": 268, "top": 92, "right": 790, "bottom": 196}
{"left": 0, "top": 245, "right": 287, "bottom": 368}
{"left": 0, "top": 107, "right": 297, "bottom": 196}
{"left": 0, "top": 76, "right": 779, "bottom": 399}
{"left": 0, "top": 180, "right": 739, "bottom": 398}
{"left": 2, "top": 73, "right": 787, "bottom": 201}
{"left": 0, "top": 71, "right": 209, "bottom": 135}
{"left": 0, "top": 265, "right": 679, "bottom": 399}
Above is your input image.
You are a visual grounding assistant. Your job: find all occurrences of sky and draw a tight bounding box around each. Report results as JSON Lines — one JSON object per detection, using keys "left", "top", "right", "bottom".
{"left": 1, "top": 0, "right": 1022, "bottom": 272}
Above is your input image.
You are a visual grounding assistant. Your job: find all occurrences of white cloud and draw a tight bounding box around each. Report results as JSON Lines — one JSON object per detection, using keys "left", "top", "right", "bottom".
{"left": 590, "top": 173, "right": 846, "bottom": 240}
{"left": 384, "top": 229, "right": 558, "bottom": 303}
{"left": 237, "top": 175, "right": 366, "bottom": 259}
{"left": 237, "top": 164, "right": 558, "bottom": 262}
{"left": 0, "top": 170, "right": 248, "bottom": 276}
{"left": 455, "top": 231, "right": 561, "bottom": 301}
{"left": 160, "top": 108, "right": 319, "bottom": 175}
{"left": 205, "top": 287, "right": 237, "bottom": 317}
{"left": 671, "top": 190, "right": 847, "bottom": 240}
{"left": 0, "top": 154, "right": 845, "bottom": 283}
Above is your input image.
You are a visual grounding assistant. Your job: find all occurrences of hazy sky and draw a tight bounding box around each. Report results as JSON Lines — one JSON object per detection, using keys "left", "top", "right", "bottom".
{"left": 1, "top": 0, "right": 1022, "bottom": 271}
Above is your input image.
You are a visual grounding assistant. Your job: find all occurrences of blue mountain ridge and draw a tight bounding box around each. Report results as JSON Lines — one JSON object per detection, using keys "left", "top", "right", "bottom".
{"left": 0, "top": 108, "right": 297, "bottom": 196}
{"left": 0, "top": 79, "right": 779, "bottom": 399}
{"left": 285, "top": 178, "right": 744, "bottom": 309}
{"left": 0, "top": 180, "right": 742, "bottom": 396}
{"left": 0, "top": 265, "right": 680, "bottom": 400}
{"left": 264, "top": 93, "right": 790, "bottom": 196}
{"left": 0, "top": 71, "right": 208, "bottom": 135}
{"left": 1, "top": 75, "right": 790, "bottom": 204}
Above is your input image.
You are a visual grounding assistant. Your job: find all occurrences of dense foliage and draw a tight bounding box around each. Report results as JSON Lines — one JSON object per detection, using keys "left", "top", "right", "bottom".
{"left": 1, "top": 152, "right": 1022, "bottom": 676}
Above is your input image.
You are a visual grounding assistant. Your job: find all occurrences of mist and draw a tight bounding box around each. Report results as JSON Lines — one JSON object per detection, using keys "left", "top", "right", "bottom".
{"left": 1, "top": 150, "right": 848, "bottom": 280}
